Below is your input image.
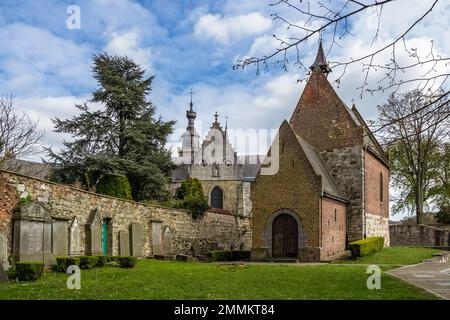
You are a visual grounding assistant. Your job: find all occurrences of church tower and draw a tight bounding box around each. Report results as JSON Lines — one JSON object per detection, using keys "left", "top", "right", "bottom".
{"left": 179, "top": 93, "right": 200, "bottom": 164}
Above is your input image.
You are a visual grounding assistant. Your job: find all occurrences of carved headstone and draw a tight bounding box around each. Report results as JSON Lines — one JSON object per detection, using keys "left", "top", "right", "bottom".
{"left": 69, "top": 217, "right": 81, "bottom": 256}
{"left": 151, "top": 221, "right": 163, "bottom": 256}
{"left": 86, "top": 209, "right": 102, "bottom": 255}
{"left": 162, "top": 228, "right": 173, "bottom": 256}
{"left": 52, "top": 220, "right": 69, "bottom": 256}
{"left": 0, "top": 233, "right": 8, "bottom": 272}
{"left": 130, "top": 223, "right": 144, "bottom": 257}
{"left": 12, "top": 202, "right": 53, "bottom": 265}
{"left": 119, "top": 231, "right": 130, "bottom": 256}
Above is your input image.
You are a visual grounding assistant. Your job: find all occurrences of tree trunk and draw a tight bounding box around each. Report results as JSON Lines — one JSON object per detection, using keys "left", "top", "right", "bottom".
{"left": 416, "top": 170, "right": 424, "bottom": 225}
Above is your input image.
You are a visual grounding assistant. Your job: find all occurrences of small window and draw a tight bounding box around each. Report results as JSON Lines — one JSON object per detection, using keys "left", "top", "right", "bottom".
{"left": 379, "top": 172, "right": 384, "bottom": 203}
{"left": 211, "top": 186, "right": 223, "bottom": 209}
{"left": 334, "top": 209, "right": 337, "bottom": 222}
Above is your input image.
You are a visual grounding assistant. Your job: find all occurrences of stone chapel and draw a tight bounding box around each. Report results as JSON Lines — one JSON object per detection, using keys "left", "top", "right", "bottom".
{"left": 250, "top": 42, "right": 390, "bottom": 262}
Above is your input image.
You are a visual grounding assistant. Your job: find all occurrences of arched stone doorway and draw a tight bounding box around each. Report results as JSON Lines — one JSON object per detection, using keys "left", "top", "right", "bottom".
{"left": 272, "top": 214, "right": 298, "bottom": 257}
{"left": 264, "top": 209, "right": 306, "bottom": 258}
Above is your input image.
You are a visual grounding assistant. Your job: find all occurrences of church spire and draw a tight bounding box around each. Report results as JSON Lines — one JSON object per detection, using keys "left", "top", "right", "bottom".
{"left": 186, "top": 88, "right": 196, "bottom": 133}
{"left": 309, "top": 40, "right": 331, "bottom": 75}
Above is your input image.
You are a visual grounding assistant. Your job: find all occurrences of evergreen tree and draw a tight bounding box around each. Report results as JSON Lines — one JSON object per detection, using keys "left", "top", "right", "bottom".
{"left": 47, "top": 53, "right": 175, "bottom": 201}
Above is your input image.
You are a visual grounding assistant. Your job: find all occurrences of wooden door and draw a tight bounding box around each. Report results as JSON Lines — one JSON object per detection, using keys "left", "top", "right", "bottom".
{"left": 272, "top": 214, "right": 298, "bottom": 257}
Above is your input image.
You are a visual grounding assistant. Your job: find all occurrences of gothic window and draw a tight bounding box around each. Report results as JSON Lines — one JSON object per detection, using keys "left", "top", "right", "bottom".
{"left": 211, "top": 186, "right": 223, "bottom": 209}
{"left": 379, "top": 172, "right": 384, "bottom": 203}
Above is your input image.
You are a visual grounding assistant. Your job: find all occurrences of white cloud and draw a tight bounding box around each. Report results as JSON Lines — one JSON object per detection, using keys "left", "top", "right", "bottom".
{"left": 104, "top": 29, "right": 152, "bottom": 72}
{"left": 194, "top": 12, "right": 272, "bottom": 44}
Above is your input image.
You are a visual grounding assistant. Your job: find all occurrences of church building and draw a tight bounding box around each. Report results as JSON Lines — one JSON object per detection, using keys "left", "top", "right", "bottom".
{"left": 250, "top": 42, "right": 390, "bottom": 261}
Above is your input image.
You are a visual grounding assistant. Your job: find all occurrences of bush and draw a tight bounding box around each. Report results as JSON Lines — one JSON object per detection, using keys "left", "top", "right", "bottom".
{"left": 115, "top": 256, "right": 138, "bottom": 268}
{"left": 183, "top": 194, "right": 209, "bottom": 219}
{"left": 96, "top": 255, "right": 108, "bottom": 267}
{"left": 207, "top": 250, "right": 250, "bottom": 262}
{"left": 55, "top": 256, "right": 80, "bottom": 272}
{"left": 349, "top": 237, "right": 385, "bottom": 259}
{"left": 96, "top": 175, "right": 132, "bottom": 200}
{"left": 16, "top": 262, "right": 44, "bottom": 281}
{"left": 176, "top": 178, "right": 204, "bottom": 199}
{"left": 79, "top": 256, "right": 99, "bottom": 269}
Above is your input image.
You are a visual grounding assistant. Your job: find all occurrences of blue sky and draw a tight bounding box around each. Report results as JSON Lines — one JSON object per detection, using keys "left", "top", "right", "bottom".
{"left": 0, "top": 0, "right": 448, "bottom": 220}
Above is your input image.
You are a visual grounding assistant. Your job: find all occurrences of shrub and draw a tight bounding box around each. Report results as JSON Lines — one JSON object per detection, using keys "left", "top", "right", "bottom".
{"left": 183, "top": 194, "right": 209, "bottom": 219}
{"left": 206, "top": 250, "right": 250, "bottom": 262}
{"left": 79, "top": 256, "right": 99, "bottom": 269}
{"left": 349, "top": 237, "right": 385, "bottom": 259}
{"left": 172, "top": 178, "right": 209, "bottom": 219}
{"left": 55, "top": 256, "right": 80, "bottom": 272}
{"left": 96, "top": 175, "right": 132, "bottom": 200}
{"left": 96, "top": 255, "right": 108, "bottom": 267}
{"left": 115, "top": 256, "right": 138, "bottom": 268}
{"left": 15, "top": 262, "right": 44, "bottom": 281}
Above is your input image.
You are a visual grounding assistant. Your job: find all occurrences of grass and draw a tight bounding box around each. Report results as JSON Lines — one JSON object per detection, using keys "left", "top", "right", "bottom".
{"left": 0, "top": 246, "right": 441, "bottom": 300}
{"left": 333, "top": 246, "right": 442, "bottom": 267}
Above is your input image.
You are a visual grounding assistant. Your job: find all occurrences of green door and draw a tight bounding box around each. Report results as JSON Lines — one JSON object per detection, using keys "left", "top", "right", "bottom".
{"left": 102, "top": 221, "right": 107, "bottom": 256}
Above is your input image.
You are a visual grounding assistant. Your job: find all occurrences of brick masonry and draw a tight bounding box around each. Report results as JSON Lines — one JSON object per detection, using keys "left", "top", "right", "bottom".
{"left": 0, "top": 170, "right": 251, "bottom": 260}
{"left": 251, "top": 121, "right": 322, "bottom": 258}
{"left": 321, "top": 197, "right": 346, "bottom": 259}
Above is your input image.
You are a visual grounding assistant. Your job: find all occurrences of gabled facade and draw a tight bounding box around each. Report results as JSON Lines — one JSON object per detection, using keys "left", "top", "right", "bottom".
{"left": 251, "top": 42, "right": 390, "bottom": 262}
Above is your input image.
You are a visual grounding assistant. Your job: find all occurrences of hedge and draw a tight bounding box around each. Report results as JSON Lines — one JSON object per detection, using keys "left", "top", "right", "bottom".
{"left": 16, "top": 262, "right": 44, "bottom": 281}
{"left": 55, "top": 256, "right": 80, "bottom": 272}
{"left": 349, "top": 236, "right": 385, "bottom": 259}
{"left": 207, "top": 250, "right": 250, "bottom": 262}
{"left": 79, "top": 256, "right": 99, "bottom": 269}
{"left": 115, "top": 256, "right": 138, "bottom": 268}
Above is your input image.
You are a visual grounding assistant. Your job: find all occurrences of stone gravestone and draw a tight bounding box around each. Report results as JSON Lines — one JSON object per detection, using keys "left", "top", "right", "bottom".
{"left": 86, "top": 209, "right": 102, "bottom": 255}
{"left": 69, "top": 217, "right": 81, "bottom": 256}
{"left": 162, "top": 228, "right": 173, "bottom": 256}
{"left": 119, "top": 231, "right": 130, "bottom": 256}
{"left": 130, "top": 223, "right": 144, "bottom": 257}
{"left": 12, "top": 202, "right": 53, "bottom": 266}
{"left": 150, "top": 221, "right": 163, "bottom": 256}
{"left": 52, "top": 220, "right": 69, "bottom": 257}
{"left": 0, "top": 234, "right": 8, "bottom": 281}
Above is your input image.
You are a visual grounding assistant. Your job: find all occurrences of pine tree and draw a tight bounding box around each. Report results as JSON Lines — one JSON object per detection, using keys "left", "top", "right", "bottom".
{"left": 47, "top": 53, "right": 175, "bottom": 201}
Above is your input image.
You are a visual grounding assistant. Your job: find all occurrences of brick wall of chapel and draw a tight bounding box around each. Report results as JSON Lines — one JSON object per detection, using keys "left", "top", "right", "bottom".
{"left": 251, "top": 121, "right": 321, "bottom": 249}
{"left": 364, "top": 150, "right": 389, "bottom": 218}
{"left": 289, "top": 69, "right": 364, "bottom": 152}
{"left": 321, "top": 197, "right": 346, "bottom": 259}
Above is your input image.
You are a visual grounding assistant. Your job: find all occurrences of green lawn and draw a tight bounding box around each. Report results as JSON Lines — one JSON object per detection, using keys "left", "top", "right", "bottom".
{"left": 0, "top": 247, "right": 441, "bottom": 300}
{"left": 333, "top": 246, "right": 442, "bottom": 267}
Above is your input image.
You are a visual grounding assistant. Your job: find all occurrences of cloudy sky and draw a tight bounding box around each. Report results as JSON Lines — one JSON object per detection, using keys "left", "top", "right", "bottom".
{"left": 1, "top": 0, "right": 449, "bottom": 219}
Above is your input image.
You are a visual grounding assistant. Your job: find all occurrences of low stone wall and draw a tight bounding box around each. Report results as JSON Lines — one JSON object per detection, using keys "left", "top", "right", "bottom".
{"left": 0, "top": 170, "right": 251, "bottom": 266}
{"left": 366, "top": 213, "right": 390, "bottom": 246}
{"left": 390, "top": 224, "right": 450, "bottom": 247}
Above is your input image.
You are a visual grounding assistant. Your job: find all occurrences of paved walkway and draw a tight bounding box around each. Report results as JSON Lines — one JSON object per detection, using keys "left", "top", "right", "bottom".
{"left": 388, "top": 256, "right": 450, "bottom": 300}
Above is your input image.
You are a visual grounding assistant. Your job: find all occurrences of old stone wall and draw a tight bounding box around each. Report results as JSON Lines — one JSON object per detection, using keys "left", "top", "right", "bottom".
{"left": 0, "top": 170, "right": 251, "bottom": 262}
{"left": 390, "top": 224, "right": 450, "bottom": 247}
{"left": 321, "top": 197, "right": 346, "bottom": 259}
{"left": 321, "top": 146, "right": 364, "bottom": 243}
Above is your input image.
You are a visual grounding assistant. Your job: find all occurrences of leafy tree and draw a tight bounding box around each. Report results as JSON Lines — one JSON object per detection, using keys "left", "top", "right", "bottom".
{"left": 377, "top": 90, "right": 449, "bottom": 224}
{"left": 47, "top": 53, "right": 175, "bottom": 201}
{"left": 96, "top": 175, "right": 132, "bottom": 200}
{"left": 433, "top": 143, "right": 450, "bottom": 224}
{"left": 169, "top": 178, "right": 209, "bottom": 219}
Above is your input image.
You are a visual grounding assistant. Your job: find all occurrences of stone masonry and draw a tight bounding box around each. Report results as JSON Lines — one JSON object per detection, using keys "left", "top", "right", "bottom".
{"left": 0, "top": 169, "right": 251, "bottom": 265}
